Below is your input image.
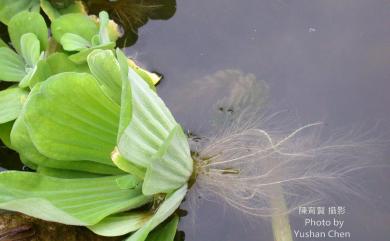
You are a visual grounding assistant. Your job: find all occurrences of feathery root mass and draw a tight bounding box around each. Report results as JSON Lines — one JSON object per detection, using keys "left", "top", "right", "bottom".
{"left": 188, "top": 112, "right": 382, "bottom": 217}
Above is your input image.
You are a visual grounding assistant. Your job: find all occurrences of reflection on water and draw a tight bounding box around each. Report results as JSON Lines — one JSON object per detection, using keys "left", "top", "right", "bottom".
{"left": 127, "top": 0, "right": 390, "bottom": 240}
{"left": 86, "top": 0, "right": 176, "bottom": 47}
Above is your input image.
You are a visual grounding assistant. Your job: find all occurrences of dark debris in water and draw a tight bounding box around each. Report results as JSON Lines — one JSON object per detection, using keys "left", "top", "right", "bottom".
{"left": 0, "top": 212, "right": 123, "bottom": 241}
{"left": 85, "top": 0, "right": 176, "bottom": 47}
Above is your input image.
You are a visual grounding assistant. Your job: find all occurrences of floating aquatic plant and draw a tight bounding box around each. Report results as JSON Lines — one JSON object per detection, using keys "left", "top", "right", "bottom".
{"left": 0, "top": 7, "right": 384, "bottom": 241}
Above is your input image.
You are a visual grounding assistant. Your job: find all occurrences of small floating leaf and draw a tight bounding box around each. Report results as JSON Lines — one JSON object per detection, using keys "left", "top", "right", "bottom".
{"left": 8, "top": 11, "right": 48, "bottom": 53}
{"left": 60, "top": 33, "right": 91, "bottom": 51}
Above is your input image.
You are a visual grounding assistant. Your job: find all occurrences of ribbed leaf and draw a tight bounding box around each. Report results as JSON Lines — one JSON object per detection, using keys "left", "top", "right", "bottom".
{"left": 51, "top": 13, "right": 98, "bottom": 44}
{"left": 40, "top": 0, "right": 86, "bottom": 21}
{"left": 0, "top": 47, "right": 26, "bottom": 82}
{"left": 8, "top": 11, "right": 48, "bottom": 53}
{"left": 117, "top": 67, "right": 177, "bottom": 167}
{"left": 145, "top": 215, "right": 179, "bottom": 241}
{"left": 60, "top": 33, "right": 91, "bottom": 51}
{"left": 143, "top": 126, "right": 193, "bottom": 195}
{"left": 37, "top": 166, "right": 104, "bottom": 179}
{"left": 126, "top": 185, "right": 187, "bottom": 241}
{"left": 0, "top": 86, "right": 28, "bottom": 124}
{"left": 117, "top": 66, "right": 192, "bottom": 194}
{"left": 0, "top": 171, "right": 151, "bottom": 225}
{"left": 11, "top": 115, "right": 124, "bottom": 175}
{"left": 20, "top": 33, "right": 41, "bottom": 67}
{"left": 23, "top": 72, "right": 120, "bottom": 164}
{"left": 87, "top": 49, "right": 122, "bottom": 104}
{"left": 88, "top": 212, "right": 151, "bottom": 236}
{"left": 0, "top": 0, "right": 40, "bottom": 25}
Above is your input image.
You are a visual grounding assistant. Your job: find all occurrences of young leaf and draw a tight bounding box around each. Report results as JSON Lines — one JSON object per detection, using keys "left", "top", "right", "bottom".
{"left": 60, "top": 33, "right": 91, "bottom": 51}
{"left": 126, "top": 185, "right": 187, "bottom": 241}
{"left": 0, "top": 171, "right": 151, "bottom": 225}
{"left": 0, "top": 47, "right": 26, "bottom": 82}
{"left": 20, "top": 33, "right": 41, "bottom": 67}
{"left": 87, "top": 49, "right": 122, "bottom": 104}
{"left": 0, "top": 0, "right": 40, "bottom": 25}
{"left": 23, "top": 72, "right": 120, "bottom": 164}
{"left": 0, "top": 86, "right": 28, "bottom": 124}
{"left": 8, "top": 11, "right": 48, "bottom": 53}
{"left": 98, "top": 11, "right": 110, "bottom": 44}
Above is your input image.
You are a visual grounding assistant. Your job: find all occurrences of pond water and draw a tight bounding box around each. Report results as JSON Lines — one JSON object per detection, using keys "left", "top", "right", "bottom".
{"left": 125, "top": 0, "right": 390, "bottom": 240}
{"left": 0, "top": 0, "right": 389, "bottom": 240}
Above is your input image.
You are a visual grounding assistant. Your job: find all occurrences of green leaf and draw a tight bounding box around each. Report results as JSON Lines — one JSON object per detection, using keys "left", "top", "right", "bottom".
{"left": 0, "top": 121, "right": 14, "bottom": 148}
{"left": 20, "top": 33, "right": 41, "bottom": 67}
{"left": 0, "top": 86, "right": 28, "bottom": 124}
{"left": 51, "top": 13, "right": 98, "bottom": 45}
{"left": 87, "top": 49, "right": 122, "bottom": 104}
{"left": 145, "top": 215, "right": 179, "bottom": 241}
{"left": 0, "top": 0, "right": 40, "bottom": 25}
{"left": 11, "top": 114, "right": 124, "bottom": 175}
{"left": 45, "top": 52, "right": 83, "bottom": 73}
{"left": 68, "top": 42, "right": 115, "bottom": 64}
{"left": 60, "top": 33, "right": 91, "bottom": 51}
{"left": 0, "top": 47, "right": 26, "bottom": 82}
{"left": 37, "top": 166, "right": 105, "bottom": 179}
{"left": 8, "top": 11, "right": 48, "bottom": 53}
{"left": 98, "top": 11, "right": 110, "bottom": 44}
{"left": 126, "top": 185, "right": 187, "bottom": 241}
{"left": 0, "top": 171, "right": 151, "bottom": 225}
{"left": 117, "top": 66, "right": 193, "bottom": 195}
{"left": 27, "top": 59, "right": 52, "bottom": 88}
{"left": 40, "top": 0, "right": 87, "bottom": 21}
{"left": 142, "top": 125, "right": 193, "bottom": 195}
{"left": 88, "top": 212, "right": 151, "bottom": 236}
{"left": 23, "top": 72, "right": 120, "bottom": 165}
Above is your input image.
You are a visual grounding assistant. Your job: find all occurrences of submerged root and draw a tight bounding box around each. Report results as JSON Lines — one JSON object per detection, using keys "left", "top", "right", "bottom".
{"left": 189, "top": 114, "right": 384, "bottom": 217}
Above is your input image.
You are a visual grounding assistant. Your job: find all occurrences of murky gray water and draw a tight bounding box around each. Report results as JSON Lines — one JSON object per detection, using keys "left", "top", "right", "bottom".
{"left": 126, "top": 0, "right": 390, "bottom": 240}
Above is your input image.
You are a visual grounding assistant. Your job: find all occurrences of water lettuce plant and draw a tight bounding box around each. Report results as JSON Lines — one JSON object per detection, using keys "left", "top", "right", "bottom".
{"left": 0, "top": 8, "right": 188, "bottom": 241}
{"left": 0, "top": 5, "right": 382, "bottom": 241}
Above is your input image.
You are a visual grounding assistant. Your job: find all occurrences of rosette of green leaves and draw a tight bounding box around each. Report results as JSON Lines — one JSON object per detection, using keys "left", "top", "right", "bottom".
{"left": 0, "top": 48, "right": 192, "bottom": 240}
{"left": 51, "top": 11, "right": 120, "bottom": 63}
{"left": 0, "top": 11, "right": 48, "bottom": 88}
{"left": 0, "top": 11, "right": 49, "bottom": 146}
{"left": 0, "top": 0, "right": 85, "bottom": 25}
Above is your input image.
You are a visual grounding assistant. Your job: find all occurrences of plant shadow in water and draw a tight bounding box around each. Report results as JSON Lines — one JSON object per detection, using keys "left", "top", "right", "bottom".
{"left": 85, "top": 0, "right": 176, "bottom": 47}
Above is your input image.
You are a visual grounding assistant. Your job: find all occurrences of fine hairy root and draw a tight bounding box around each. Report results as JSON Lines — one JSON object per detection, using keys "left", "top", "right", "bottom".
{"left": 185, "top": 70, "right": 385, "bottom": 218}
{"left": 191, "top": 118, "right": 381, "bottom": 216}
